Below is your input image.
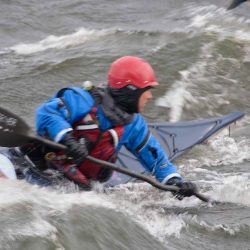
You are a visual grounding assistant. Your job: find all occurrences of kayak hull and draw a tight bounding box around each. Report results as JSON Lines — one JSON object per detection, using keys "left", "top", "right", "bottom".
{"left": 107, "top": 112, "right": 244, "bottom": 186}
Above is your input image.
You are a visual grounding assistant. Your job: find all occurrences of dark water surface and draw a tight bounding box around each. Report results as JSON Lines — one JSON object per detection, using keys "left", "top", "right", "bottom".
{"left": 1, "top": 0, "right": 250, "bottom": 249}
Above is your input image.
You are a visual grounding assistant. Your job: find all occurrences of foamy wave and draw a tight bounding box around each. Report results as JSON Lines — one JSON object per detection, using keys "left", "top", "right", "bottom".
{"left": 188, "top": 5, "right": 224, "bottom": 27}
{"left": 206, "top": 136, "right": 250, "bottom": 166}
{"left": 0, "top": 180, "right": 115, "bottom": 210}
{"left": 155, "top": 4, "right": 250, "bottom": 121}
{"left": 190, "top": 214, "right": 243, "bottom": 236}
{"left": 209, "top": 175, "right": 250, "bottom": 206}
{"left": 155, "top": 42, "right": 214, "bottom": 122}
{"left": 186, "top": 4, "right": 250, "bottom": 43}
{"left": 10, "top": 27, "right": 113, "bottom": 55}
{"left": 0, "top": 181, "right": 117, "bottom": 250}
{"left": 177, "top": 134, "right": 250, "bottom": 181}
{"left": 1, "top": 216, "right": 62, "bottom": 249}
{"left": 108, "top": 182, "right": 200, "bottom": 241}
{"left": 155, "top": 70, "right": 196, "bottom": 122}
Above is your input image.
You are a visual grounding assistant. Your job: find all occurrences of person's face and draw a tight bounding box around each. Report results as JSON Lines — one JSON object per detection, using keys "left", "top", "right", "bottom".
{"left": 138, "top": 89, "right": 153, "bottom": 113}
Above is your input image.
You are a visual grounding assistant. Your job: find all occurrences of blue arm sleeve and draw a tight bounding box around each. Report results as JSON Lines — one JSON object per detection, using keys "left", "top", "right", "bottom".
{"left": 36, "top": 98, "right": 72, "bottom": 141}
{"left": 36, "top": 88, "right": 94, "bottom": 142}
{"left": 121, "top": 114, "right": 182, "bottom": 184}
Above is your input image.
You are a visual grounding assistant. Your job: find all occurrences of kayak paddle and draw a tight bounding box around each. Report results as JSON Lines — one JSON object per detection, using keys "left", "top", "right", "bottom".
{"left": 227, "top": 0, "right": 247, "bottom": 10}
{"left": 0, "top": 106, "right": 210, "bottom": 202}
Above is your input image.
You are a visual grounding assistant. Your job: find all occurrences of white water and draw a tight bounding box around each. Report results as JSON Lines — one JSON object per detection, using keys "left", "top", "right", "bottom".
{"left": 1, "top": 130, "right": 250, "bottom": 247}
{"left": 10, "top": 28, "right": 113, "bottom": 55}
{"left": 1, "top": 0, "right": 250, "bottom": 249}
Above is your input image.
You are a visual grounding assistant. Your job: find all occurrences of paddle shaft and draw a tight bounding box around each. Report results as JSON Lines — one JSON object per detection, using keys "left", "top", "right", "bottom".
{"left": 88, "top": 156, "right": 210, "bottom": 202}
{"left": 27, "top": 130, "right": 211, "bottom": 202}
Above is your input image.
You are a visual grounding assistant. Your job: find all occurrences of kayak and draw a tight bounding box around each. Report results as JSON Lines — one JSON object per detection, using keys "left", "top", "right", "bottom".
{"left": 0, "top": 111, "right": 244, "bottom": 187}
{"left": 106, "top": 112, "right": 245, "bottom": 186}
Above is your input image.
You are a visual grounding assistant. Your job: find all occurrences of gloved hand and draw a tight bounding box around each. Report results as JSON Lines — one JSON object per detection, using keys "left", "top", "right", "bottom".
{"left": 176, "top": 181, "right": 197, "bottom": 198}
{"left": 166, "top": 177, "right": 197, "bottom": 200}
{"left": 61, "top": 131, "right": 88, "bottom": 166}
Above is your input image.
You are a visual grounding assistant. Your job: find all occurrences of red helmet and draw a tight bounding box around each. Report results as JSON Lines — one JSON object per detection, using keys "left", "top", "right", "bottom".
{"left": 108, "top": 56, "right": 159, "bottom": 89}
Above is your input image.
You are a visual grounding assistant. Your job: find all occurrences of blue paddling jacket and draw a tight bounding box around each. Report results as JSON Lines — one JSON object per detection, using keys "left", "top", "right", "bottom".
{"left": 36, "top": 87, "right": 182, "bottom": 184}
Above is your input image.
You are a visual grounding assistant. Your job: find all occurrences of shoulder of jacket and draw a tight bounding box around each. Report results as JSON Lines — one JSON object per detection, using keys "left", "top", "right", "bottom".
{"left": 123, "top": 114, "right": 147, "bottom": 132}
{"left": 131, "top": 114, "right": 146, "bottom": 124}
{"left": 57, "top": 87, "right": 88, "bottom": 96}
{"left": 58, "top": 87, "right": 93, "bottom": 100}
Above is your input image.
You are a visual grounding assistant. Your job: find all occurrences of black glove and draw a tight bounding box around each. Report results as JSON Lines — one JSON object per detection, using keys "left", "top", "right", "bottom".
{"left": 61, "top": 131, "right": 88, "bottom": 166}
{"left": 166, "top": 177, "right": 197, "bottom": 200}
{"left": 176, "top": 181, "right": 197, "bottom": 198}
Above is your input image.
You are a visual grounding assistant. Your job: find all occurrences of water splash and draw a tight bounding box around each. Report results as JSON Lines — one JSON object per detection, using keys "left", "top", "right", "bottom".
{"left": 155, "top": 42, "right": 214, "bottom": 121}
{"left": 10, "top": 27, "right": 113, "bottom": 55}
{"left": 107, "top": 182, "right": 200, "bottom": 242}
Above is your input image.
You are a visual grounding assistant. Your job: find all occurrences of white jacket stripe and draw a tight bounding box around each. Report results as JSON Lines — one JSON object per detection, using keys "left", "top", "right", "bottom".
{"left": 108, "top": 129, "right": 119, "bottom": 148}
{"left": 76, "top": 124, "right": 98, "bottom": 130}
{"left": 55, "top": 128, "right": 73, "bottom": 142}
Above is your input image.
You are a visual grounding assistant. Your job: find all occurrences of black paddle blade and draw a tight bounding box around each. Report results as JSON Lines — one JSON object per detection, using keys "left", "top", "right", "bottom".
{"left": 0, "top": 107, "right": 66, "bottom": 149}
{"left": 227, "top": 0, "right": 247, "bottom": 10}
{"left": 0, "top": 107, "right": 35, "bottom": 147}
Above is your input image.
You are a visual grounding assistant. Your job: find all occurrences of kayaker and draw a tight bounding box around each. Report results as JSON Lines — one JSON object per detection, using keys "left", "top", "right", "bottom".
{"left": 20, "top": 56, "right": 197, "bottom": 198}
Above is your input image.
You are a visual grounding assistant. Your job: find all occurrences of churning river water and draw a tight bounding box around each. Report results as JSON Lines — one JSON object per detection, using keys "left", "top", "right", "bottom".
{"left": 1, "top": 0, "right": 250, "bottom": 249}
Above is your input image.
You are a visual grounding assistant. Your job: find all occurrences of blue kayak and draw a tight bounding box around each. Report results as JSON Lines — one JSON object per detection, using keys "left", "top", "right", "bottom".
{"left": 106, "top": 112, "right": 245, "bottom": 186}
